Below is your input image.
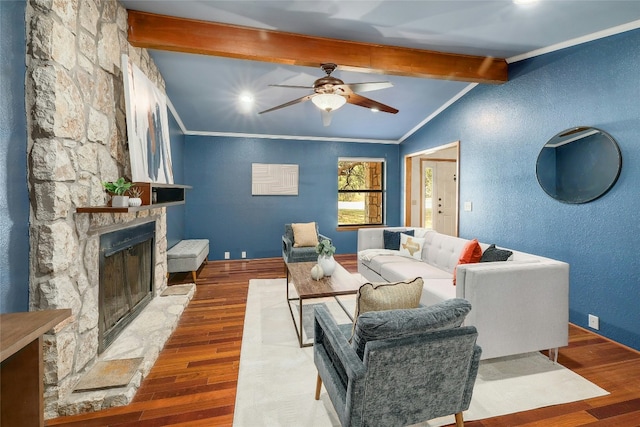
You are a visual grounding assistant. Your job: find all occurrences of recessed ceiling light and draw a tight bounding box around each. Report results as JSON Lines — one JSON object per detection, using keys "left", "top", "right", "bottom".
{"left": 513, "top": 0, "right": 539, "bottom": 5}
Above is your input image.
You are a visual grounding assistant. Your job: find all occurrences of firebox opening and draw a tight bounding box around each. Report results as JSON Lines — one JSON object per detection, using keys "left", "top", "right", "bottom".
{"left": 99, "top": 221, "right": 155, "bottom": 353}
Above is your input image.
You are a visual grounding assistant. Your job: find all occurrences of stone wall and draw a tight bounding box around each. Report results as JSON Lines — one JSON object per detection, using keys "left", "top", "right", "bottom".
{"left": 25, "top": 0, "right": 169, "bottom": 418}
{"left": 365, "top": 162, "right": 383, "bottom": 224}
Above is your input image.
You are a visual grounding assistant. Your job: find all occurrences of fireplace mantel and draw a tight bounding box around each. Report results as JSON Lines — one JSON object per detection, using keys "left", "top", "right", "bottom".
{"left": 76, "top": 183, "right": 192, "bottom": 213}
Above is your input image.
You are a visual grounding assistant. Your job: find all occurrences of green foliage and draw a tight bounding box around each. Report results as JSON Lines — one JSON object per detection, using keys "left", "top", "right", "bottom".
{"left": 315, "top": 238, "right": 336, "bottom": 257}
{"left": 338, "top": 161, "right": 365, "bottom": 191}
{"left": 102, "top": 177, "right": 133, "bottom": 196}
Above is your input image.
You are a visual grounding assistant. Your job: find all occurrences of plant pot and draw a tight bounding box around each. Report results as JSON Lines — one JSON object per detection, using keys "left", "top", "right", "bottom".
{"left": 111, "top": 195, "right": 129, "bottom": 208}
{"left": 128, "top": 197, "right": 142, "bottom": 207}
{"left": 317, "top": 254, "right": 336, "bottom": 276}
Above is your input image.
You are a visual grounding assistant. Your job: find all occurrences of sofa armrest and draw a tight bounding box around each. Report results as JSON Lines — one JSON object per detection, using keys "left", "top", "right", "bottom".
{"left": 314, "top": 304, "right": 367, "bottom": 426}
{"left": 456, "top": 261, "right": 569, "bottom": 359}
{"left": 314, "top": 305, "right": 366, "bottom": 379}
{"left": 282, "top": 235, "right": 293, "bottom": 260}
{"left": 318, "top": 234, "right": 332, "bottom": 245}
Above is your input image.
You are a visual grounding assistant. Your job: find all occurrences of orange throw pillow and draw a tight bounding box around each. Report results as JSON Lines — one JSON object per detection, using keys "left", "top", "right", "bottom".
{"left": 453, "top": 239, "right": 482, "bottom": 285}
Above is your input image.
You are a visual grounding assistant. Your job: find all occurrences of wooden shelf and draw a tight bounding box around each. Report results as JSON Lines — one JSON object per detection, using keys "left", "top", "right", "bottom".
{"left": 76, "top": 183, "right": 192, "bottom": 213}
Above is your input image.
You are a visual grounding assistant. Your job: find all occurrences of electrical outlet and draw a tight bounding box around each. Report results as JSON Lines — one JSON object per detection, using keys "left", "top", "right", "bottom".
{"left": 588, "top": 314, "right": 599, "bottom": 330}
{"left": 224, "top": 252, "right": 230, "bottom": 260}
{"left": 241, "top": 251, "right": 247, "bottom": 259}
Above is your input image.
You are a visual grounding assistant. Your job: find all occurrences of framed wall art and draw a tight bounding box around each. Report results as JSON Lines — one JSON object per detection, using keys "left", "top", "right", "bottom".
{"left": 122, "top": 54, "right": 174, "bottom": 184}
{"left": 252, "top": 163, "right": 299, "bottom": 195}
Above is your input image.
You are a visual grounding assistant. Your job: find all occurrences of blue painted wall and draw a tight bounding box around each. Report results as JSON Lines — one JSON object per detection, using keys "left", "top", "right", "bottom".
{"left": 182, "top": 136, "right": 400, "bottom": 260}
{"left": 166, "top": 112, "right": 186, "bottom": 249}
{"left": 1, "top": 1, "right": 29, "bottom": 314}
{"left": 400, "top": 29, "right": 640, "bottom": 351}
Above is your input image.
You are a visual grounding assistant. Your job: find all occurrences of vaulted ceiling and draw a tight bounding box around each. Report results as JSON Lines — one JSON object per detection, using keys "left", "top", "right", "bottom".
{"left": 121, "top": 1, "right": 640, "bottom": 143}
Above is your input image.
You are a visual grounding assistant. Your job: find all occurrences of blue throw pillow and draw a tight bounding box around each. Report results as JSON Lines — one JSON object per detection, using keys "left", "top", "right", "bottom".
{"left": 383, "top": 229, "right": 414, "bottom": 250}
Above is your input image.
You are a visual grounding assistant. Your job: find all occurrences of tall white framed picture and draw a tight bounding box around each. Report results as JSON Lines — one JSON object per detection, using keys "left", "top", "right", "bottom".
{"left": 122, "top": 54, "right": 174, "bottom": 184}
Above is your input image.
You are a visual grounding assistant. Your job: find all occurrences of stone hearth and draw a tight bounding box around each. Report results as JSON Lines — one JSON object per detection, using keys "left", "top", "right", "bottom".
{"left": 56, "top": 283, "right": 195, "bottom": 416}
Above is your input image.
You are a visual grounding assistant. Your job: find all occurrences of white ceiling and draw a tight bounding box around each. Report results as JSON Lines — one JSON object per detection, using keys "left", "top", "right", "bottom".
{"left": 120, "top": 1, "right": 640, "bottom": 143}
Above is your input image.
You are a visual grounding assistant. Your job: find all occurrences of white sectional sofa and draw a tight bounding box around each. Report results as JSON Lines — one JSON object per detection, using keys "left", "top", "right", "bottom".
{"left": 357, "top": 227, "right": 569, "bottom": 360}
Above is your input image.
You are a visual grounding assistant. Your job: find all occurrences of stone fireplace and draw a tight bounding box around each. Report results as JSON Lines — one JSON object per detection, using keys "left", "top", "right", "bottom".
{"left": 24, "top": 0, "right": 186, "bottom": 418}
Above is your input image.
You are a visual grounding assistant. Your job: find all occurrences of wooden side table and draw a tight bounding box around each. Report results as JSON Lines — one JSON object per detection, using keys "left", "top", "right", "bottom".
{"left": 1, "top": 309, "right": 72, "bottom": 427}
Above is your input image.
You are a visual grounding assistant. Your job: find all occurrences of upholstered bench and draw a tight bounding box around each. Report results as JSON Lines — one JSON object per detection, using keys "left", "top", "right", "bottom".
{"left": 167, "top": 239, "right": 209, "bottom": 283}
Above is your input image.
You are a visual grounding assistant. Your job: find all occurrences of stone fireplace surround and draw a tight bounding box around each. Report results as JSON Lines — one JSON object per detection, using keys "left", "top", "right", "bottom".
{"left": 24, "top": 0, "right": 190, "bottom": 418}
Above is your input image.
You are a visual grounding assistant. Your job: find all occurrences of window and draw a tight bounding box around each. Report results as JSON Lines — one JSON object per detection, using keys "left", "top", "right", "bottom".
{"left": 338, "top": 159, "right": 384, "bottom": 226}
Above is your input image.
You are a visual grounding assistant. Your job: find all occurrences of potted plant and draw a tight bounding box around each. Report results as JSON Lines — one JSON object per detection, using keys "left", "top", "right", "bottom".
{"left": 316, "top": 238, "right": 336, "bottom": 276}
{"left": 128, "top": 186, "right": 143, "bottom": 207}
{"left": 102, "top": 177, "right": 133, "bottom": 207}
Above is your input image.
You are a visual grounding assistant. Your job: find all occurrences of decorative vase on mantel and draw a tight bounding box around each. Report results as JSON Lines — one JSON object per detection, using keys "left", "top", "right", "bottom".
{"left": 128, "top": 197, "right": 142, "bottom": 207}
{"left": 317, "top": 254, "right": 336, "bottom": 276}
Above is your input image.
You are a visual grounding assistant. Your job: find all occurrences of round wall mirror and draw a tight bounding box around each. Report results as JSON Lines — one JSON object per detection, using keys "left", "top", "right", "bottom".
{"left": 536, "top": 127, "right": 622, "bottom": 204}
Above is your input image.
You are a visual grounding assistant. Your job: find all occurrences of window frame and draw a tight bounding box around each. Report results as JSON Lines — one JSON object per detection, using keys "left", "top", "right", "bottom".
{"left": 337, "top": 157, "right": 386, "bottom": 228}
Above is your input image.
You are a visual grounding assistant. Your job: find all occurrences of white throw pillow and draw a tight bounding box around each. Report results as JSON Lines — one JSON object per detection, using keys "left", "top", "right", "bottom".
{"left": 399, "top": 233, "right": 425, "bottom": 260}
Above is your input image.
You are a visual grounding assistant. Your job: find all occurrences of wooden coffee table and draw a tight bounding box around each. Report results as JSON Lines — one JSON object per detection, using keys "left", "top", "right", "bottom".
{"left": 286, "top": 261, "right": 362, "bottom": 347}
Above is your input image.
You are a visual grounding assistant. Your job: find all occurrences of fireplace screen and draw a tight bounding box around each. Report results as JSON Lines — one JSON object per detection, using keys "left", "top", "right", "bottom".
{"left": 99, "top": 221, "right": 155, "bottom": 353}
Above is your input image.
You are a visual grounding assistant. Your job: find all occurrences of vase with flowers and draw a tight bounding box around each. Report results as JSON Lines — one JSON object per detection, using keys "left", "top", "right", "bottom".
{"left": 316, "top": 238, "right": 336, "bottom": 276}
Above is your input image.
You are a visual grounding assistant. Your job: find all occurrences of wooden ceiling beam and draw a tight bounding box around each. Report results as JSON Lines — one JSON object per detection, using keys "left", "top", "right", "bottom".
{"left": 127, "top": 10, "right": 507, "bottom": 84}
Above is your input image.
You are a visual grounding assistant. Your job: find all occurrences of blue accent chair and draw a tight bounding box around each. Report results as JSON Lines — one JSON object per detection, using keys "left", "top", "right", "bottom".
{"left": 313, "top": 298, "right": 481, "bottom": 427}
{"left": 282, "top": 223, "right": 332, "bottom": 264}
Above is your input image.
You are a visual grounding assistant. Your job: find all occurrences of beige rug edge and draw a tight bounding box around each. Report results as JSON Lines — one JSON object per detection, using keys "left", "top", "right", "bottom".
{"left": 233, "top": 278, "right": 609, "bottom": 427}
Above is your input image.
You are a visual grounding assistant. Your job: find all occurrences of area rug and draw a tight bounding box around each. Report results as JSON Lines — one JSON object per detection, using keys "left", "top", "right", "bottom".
{"left": 233, "top": 278, "right": 608, "bottom": 427}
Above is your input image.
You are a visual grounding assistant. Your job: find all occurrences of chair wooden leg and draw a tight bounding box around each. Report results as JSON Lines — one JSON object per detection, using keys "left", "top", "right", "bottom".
{"left": 315, "top": 374, "right": 322, "bottom": 400}
{"left": 192, "top": 271, "right": 197, "bottom": 283}
{"left": 455, "top": 412, "right": 464, "bottom": 427}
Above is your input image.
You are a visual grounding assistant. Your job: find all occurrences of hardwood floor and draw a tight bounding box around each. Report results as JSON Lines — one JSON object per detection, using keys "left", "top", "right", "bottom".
{"left": 46, "top": 255, "right": 640, "bottom": 427}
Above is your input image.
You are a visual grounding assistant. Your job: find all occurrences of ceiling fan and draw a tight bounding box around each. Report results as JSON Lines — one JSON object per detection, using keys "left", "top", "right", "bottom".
{"left": 258, "top": 63, "right": 399, "bottom": 126}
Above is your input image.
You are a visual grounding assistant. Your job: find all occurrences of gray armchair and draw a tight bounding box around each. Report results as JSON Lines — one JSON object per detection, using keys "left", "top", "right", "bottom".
{"left": 313, "top": 298, "right": 481, "bottom": 427}
{"left": 282, "top": 223, "right": 332, "bottom": 264}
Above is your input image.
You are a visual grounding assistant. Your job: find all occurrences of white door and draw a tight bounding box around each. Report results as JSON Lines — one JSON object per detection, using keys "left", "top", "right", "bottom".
{"left": 434, "top": 161, "right": 457, "bottom": 236}
{"left": 423, "top": 161, "right": 457, "bottom": 235}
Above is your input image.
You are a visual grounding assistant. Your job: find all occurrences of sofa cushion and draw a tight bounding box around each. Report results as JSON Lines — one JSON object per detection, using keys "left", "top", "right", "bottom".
{"left": 380, "top": 260, "right": 451, "bottom": 283}
{"left": 399, "top": 233, "right": 425, "bottom": 260}
{"left": 292, "top": 222, "right": 318, "bottom": 247}
{"left": 351, "top": 298, "right": 472, "bottom": 359}
{"left": 481, "top": 244, "right": 513, "bottom": 262}
{"left": 383, "top": 229, "right": 414, "bottom": 250}
{"left": 365, "top": 254, "right": 407, "bottom": 276}
{"left": 419, "top": 278, "right": 458, "bottom": 307}
{"left": 453, "top": 239, "right": 482, "bottom": 285}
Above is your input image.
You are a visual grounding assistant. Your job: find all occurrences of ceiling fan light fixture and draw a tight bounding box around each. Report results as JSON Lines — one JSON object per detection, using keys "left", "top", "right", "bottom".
{"left": 311, "top": 93, "right": 347, "bottom": 112}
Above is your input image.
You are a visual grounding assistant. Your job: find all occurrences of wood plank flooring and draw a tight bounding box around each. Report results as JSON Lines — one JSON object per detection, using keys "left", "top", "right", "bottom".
{"left": 46, "top": 255, "right": 640, "bottom": 427}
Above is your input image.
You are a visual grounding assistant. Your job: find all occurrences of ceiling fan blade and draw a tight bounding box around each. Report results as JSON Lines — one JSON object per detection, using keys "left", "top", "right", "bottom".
{"left": 268, "top": 84, "right": 313, "bottom": 89}
{"left": 346, "top": 93, "right": 399, "bottom": 114}
{"left": 321, "top": 110, "right": 332, "bottom": 127}
{"left": 258, "top": 94, "right": 315, "bottom": 114}
{"left": 340, "top": 81, "right": 393, "bottom": 93}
